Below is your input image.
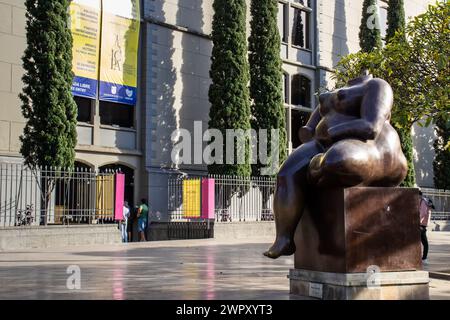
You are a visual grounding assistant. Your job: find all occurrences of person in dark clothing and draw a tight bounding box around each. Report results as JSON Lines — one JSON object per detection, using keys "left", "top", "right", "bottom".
{"left": 419, "top": 191, "right": 435, "bottom": 264}
{"left": 137, "top": 199, "right": 149, "bottom": 242}
{"left": 127, "top": 205, "right": 138, "bottom": 242}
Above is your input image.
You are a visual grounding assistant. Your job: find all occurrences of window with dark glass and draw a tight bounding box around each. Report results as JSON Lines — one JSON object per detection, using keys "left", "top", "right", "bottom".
{"left": 291, "top": 109, "right": 310, "bottom": 149}
{"left": 99, "top": 101, "right": 134, "bottom": 128}
{"left": 74, "top": 96, "right": 92, "bottom": 123}
{"left": 291, "top": 74, "right": 311, "bottom": 108}
{"left": 291, "top": 8, "right": 310, "bottom": 49}
{"left": 283, "top": 73, "right": 289, "bottom": 104}
{"left": 278, "top": 2, "right": 287, "bottom": 43}
{"left": 293, "top": 0, "right": 311, "bottom": 7}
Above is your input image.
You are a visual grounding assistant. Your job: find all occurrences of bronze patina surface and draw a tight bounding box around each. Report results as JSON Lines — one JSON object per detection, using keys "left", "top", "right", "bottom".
{"left": 264, "top": 74, "right": 409, "bottom": 261}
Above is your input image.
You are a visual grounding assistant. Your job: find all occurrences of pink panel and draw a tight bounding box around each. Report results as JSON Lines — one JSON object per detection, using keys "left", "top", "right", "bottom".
{"left": 115, "top": 173, "right": 125, "bottom": 221}
{"left": 202, "top": 178, "right": 215, "bottom": 220}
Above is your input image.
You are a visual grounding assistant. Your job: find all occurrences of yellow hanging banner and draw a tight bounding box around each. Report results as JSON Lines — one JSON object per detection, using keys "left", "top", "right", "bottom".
{"left": 183, "top": 179, "right": 201, "bottom": 218}
{"left": 69, "top": 0, "right": 101, "bottom": 99}
{"left": 99, "top": 0, "right": 140, "bottom": 105}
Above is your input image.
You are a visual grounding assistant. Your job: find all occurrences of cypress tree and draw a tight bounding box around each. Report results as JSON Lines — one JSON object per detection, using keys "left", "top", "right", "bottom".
{"left": 386, "top": 0, "right": 406, "bottom": 41}
{"left": 386, "top": 0, "right": 416, "bottom": 186}
{"left": 397, "top": 126, "right": 416, "bottom": 187}
{"left": 433, "top": 118, "right": 450, "bottom": 190}
{"left": 208, "top": 0, "right": 252, "bottom": 176}
{"left": 359, "top": 0, "right": 383, "bottom": 52}
{"left": 20, "top": 0, "right": 77, "bottom": 169}
{"left": 248, "top": 0, "right": 287, "bottom": 176}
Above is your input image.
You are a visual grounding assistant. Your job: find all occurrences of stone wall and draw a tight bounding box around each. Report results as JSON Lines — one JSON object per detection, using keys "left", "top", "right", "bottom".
{"left": 0, "top": 0, "right": 26, "bottom": 160}
{"left": 0, "top": 225, "right": 122, "bottom": 251}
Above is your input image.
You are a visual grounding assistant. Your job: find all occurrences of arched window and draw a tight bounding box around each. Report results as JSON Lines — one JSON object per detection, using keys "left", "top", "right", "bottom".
{"left": 54, "top": 161, "right": 94, "bottom": 224}
{"left": 291, "top": 74, "right": 311, "bottom": 108}
{"left": 291, "top": 109, "right": 311, "bottom": 149}
{"left": 99, "top": 164, "right": 135, "bottom": 207}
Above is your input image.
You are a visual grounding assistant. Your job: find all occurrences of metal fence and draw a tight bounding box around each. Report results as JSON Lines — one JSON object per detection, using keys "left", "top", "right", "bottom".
{"left": 0, "top": 163, "right": 119, "bottom": 227}
{"left": 168, "top": 174, "right": 450, "bottom": 223}
{"left": 422, "top": 188, "right": 450, "bottom": 220}
{"left": 168, "top": 175, "right": 205, "bottom": 221}
{"left": 212, "top": 175, "right": 275, "bottom": 222}
{"left": 168, "top": 174, "right": 275, "bottom": 222}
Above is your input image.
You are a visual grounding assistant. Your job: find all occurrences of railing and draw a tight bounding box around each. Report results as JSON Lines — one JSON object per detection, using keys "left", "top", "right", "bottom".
{"left": 0, "top": 163, "right": 120, "bottom": 227}
{"left": 212, "top": 175, "right": 275, "bottom": 222}
{"left": 422, "top": 188, "right": 450, "bottom": 221}
{"left": 167, "top": 221, "right": 214, "bottom": 240}
{"left": 168, "top": 174, "right": 275, "bottom": 223}
{"left": 168, "top": 174, "right": 450, "bottom": 223}
{"left": 168, "top": 174, "right": 206, "bottom": 221}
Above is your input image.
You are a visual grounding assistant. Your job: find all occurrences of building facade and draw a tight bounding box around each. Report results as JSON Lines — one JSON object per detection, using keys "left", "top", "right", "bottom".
{"left": 0, "top": 0, "right": 438, "bottom": 220}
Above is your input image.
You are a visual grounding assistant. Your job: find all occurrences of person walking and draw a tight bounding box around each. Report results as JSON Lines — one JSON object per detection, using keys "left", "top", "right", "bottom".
{"left": 419, "top": 191, "right": 434, "bottom": 264}
{"left": 120, "top": 201, "right": 130, "bottom": 243}
{"left": 137, "top": 199, "right": 149, "bottom": 242}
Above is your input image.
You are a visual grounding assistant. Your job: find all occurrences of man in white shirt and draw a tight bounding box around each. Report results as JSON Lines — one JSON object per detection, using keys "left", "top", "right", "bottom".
{"left": 121, "top": 201, "right": 130, "bottom": 243}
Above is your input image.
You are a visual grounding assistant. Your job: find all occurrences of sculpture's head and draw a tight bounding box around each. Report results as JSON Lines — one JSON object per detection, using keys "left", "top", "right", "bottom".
{"left": 319, "top": 70, "right": 373, "bottom": 105}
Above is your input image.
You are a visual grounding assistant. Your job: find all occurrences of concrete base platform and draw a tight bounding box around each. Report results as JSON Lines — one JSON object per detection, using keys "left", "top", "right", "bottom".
{"left": 0, "top": 225, "right": 121, "bottom": 251}
{"left": 289, "top": 269, "right": 430, "bottom": 300}
{"left": 214, "top": 222, "right": 275, "bottom": 240}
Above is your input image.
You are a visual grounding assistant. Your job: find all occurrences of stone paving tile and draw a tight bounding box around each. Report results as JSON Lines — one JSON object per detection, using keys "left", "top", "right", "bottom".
{"left": 0, "top": 236, "right": 448, "bottom": 300}
{"left": 0, "top": 240, "right": 295, "bottom": 300}
{"left": 423, "top": 231, "right": 450, "bottom": 275}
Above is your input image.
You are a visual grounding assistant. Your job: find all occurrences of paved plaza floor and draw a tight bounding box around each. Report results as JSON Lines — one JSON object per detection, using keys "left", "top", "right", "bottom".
{"left": 0, "top": 232, "right": 449, "bottom": 300}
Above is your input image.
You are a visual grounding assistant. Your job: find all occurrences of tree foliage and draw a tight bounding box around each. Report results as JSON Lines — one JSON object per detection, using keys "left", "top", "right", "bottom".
{"left": 386, "top": 0, "right": 413, "bottom": 186}
{"left": 20, "top": 0, "right": 77, "bottom": 169}
{"left": 359, "top": 0, "right": 383, "bottom": 52}
{"left": 208, "top": 0, "right": 252, "bottom": 176}
{"left": 335, "top": 1, "right": 449, "bottom": 187}
{"left": 397, "top": 126, "right": 416, "bottom": 187}
{"left": 434, "top": 118, "right": 450, "bottom": 190}
{"left": 248, "top": 0, "right": 287, "bottom": 176}
{"left": 335, "top": 1, "right": 449, "bottom": 129}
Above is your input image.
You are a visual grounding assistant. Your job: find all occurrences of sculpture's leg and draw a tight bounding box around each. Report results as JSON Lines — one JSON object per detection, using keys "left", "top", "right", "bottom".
{"left": 263, "top": 170, "right": 305, "bottom": 259}
{"left": 264, "top": 141, "right": 323, "bottom": 259}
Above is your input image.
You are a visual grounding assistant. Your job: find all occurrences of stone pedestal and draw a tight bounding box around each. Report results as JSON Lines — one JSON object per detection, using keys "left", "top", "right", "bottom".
{"left": 290, "top": 187, "right": 429, "bottom": 300}
{"left": 289, "top": 269, "right": 430, "bottom": 300}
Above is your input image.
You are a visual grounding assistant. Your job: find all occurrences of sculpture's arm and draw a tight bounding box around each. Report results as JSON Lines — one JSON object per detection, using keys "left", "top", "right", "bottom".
{"left": 328, "top": 79, "right": 393, "bottom": 141}
{"left": 299, "top": 105, "right": 321, "bottom": 143}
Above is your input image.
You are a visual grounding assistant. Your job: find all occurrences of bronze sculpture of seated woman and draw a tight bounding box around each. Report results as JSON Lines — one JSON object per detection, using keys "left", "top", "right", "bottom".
{"left": 264, "top": 74, "right": 408, "bottom": 259}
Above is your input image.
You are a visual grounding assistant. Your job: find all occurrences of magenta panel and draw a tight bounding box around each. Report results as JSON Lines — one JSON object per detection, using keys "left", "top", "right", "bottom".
{"left": 201, "top": 178, "right": 215, "bottom": 220}
{"left": 115, "top": 173, "right": 125, "bottom": 221}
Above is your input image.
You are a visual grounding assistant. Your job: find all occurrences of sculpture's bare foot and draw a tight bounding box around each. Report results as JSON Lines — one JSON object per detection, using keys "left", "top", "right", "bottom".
{"left": 263, "top": 238, "right": 296, "bottom": 259}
